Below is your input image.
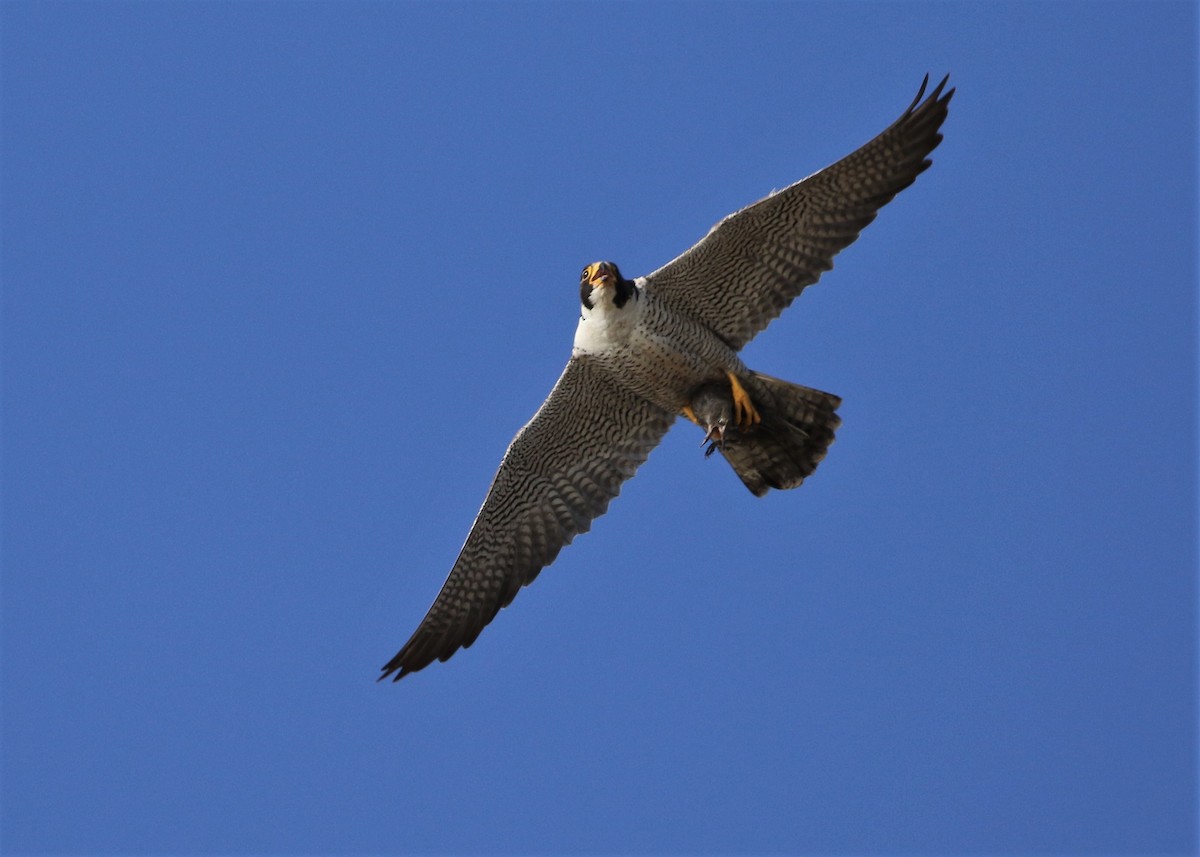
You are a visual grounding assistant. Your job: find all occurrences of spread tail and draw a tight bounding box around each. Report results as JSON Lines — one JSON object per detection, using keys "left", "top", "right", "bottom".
{"left": 691, "top": 373, "right": 841, "bottom": 497}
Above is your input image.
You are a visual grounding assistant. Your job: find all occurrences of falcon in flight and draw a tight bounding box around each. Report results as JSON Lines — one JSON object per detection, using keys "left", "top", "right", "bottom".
{"left": 382, "top": 75, "right": 953, "bottom": 681}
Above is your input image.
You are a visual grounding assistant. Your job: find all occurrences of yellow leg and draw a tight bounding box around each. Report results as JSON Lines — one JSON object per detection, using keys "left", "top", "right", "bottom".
{"left": 726, "top": 371, "right": 761, "bottom": 430}
{"left": 681, "top": 404, "right": 699, "bottom": 425}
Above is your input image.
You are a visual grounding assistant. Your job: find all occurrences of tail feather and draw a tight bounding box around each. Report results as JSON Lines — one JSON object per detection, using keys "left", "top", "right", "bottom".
{"left": 691, "top": 373, "right": 841, "bottom": 497}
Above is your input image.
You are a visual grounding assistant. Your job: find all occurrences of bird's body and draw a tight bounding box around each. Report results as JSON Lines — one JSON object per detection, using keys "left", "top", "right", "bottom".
{"left": 574, "top": 275, "right": 750, "bottom": 415}
{"left": 382, "top": 76, "right": 954, "bottom": 681}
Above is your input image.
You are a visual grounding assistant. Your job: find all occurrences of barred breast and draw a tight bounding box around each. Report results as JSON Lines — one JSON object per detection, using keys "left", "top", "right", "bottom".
{"left": 574, "top": 282, "right": 747, "bottom": 413}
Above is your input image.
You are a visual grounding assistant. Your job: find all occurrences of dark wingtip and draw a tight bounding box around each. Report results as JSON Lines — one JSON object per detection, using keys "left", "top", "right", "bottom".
{"left": 378, "top": 655, "right": 410, "bottom": 683}
{"left": 906, "top": 73, "right": 931, "bottom": 113}
{"left": 930, "top": 74, "right": 955, "bottom": 106}
{"left": 908, "top": 73, "right": 954, "bottom": 116}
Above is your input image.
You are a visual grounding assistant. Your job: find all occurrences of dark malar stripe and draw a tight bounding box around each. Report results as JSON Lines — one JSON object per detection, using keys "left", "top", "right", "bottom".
{"left": 613, "top": 277, "right": 636, "bottom": 308}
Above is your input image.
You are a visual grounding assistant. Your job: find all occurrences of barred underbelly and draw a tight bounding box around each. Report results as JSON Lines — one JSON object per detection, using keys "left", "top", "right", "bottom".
{"left": 573, "top": 284, "right": 747, "bottom": 413}
{"left": 620, "top": 315, "right": 746, "bottom": 412}
{"left": 618, "top": 330, "right": 709, "bottom": 410}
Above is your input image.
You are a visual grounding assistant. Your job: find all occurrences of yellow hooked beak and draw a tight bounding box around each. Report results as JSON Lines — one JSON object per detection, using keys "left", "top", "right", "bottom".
{"left": 586, "top": 262, "right": 614, "bottom": 288}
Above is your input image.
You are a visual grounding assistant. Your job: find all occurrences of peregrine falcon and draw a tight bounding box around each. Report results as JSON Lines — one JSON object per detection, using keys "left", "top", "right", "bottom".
{"left": 381, "top": 75, "right": 952, "bottom": 681}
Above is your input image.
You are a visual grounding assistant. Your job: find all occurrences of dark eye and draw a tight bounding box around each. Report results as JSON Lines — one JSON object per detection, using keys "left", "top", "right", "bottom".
{"left": 580, "top": 268, "right": 589, "bottom": 281}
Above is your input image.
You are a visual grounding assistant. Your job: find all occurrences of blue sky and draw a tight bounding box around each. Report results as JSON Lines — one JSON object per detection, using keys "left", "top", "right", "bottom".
{"left": 2, "top": 2, "right": 1196, "bottom": 854}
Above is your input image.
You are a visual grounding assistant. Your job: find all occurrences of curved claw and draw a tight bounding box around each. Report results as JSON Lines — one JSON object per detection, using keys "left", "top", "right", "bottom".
{"left": 726, "top": 371, "right": 761, "bottom": 431}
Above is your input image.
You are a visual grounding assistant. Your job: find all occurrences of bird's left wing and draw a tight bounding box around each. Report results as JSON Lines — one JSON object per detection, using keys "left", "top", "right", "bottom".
{"left": 381, "top": 355, "right": 675, "bottom": 680}
{"left": 643, "top": 75, "right": 953, "bottom": 351}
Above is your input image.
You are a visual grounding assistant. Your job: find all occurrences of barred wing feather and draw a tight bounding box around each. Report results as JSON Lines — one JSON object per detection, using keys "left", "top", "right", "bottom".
{"left": 645, "top": 75, "right": 953, "bottom": 350}
{"left": 381, "top": 356, "right": 674, "bottom": 680}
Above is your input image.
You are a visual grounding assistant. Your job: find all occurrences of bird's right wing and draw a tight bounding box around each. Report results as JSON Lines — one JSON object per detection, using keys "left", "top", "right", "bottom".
{"left": 381, "top": 355, "right": 675, "bottom": 680}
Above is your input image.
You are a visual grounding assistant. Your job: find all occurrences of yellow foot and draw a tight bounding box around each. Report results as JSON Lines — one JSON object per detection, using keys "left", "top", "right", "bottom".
{"left": 681, "top": 404, "right": 699, "bottom": 425}
{"left": 726, "top": 371, "right": 761, "bottom": 431}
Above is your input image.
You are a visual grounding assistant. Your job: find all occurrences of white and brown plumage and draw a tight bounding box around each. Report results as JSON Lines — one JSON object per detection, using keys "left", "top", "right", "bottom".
{"left": 381, "top": 76, "right": 953, "bottom": 681}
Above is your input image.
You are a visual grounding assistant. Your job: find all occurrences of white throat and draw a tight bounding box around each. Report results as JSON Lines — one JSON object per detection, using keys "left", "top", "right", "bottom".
{"left": 572, "top": 280, "right": 643, "bottom": 356}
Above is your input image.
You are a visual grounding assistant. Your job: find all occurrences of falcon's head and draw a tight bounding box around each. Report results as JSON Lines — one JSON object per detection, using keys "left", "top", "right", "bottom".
{"left": 580, "top": 261, "right": 635, "bottom": 310}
